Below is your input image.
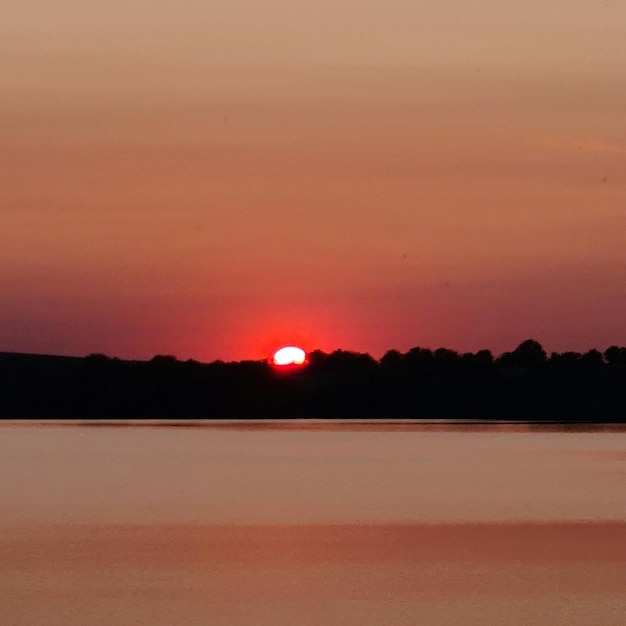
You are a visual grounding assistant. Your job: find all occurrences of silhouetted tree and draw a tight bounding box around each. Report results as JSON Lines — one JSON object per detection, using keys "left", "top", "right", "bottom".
{"left": 404, "top": 347, "right": 434, "bottom": 370}
{"left": 433, "top": 347, "right": 460, "bottom": 367}
{"left": 474, "top": 349, "right": 494, "bottom": 367}
{"left": 380, "top": 349, "right": 402, "bottom": 369}
{"left": 510, "top": 339, "right": 547, "bottom": 369}
{"left": 605, "top": 346, "right": 626, "bottom": 367}
{"left": 580, "top": 349, "right": 604, "bottom": 369}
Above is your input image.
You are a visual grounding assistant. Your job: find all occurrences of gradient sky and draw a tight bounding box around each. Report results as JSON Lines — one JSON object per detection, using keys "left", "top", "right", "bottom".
{"left": 2, "top": 0, "right": 625, "bottom": 361}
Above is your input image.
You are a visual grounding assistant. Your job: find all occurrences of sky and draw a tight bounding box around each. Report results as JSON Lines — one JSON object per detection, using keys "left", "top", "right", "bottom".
{"left": 2, "top": 0, "right": 625, "bottom": 361}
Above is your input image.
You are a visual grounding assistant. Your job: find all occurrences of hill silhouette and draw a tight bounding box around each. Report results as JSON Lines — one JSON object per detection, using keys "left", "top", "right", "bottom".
{"left": 1, "top": 340, "right": 625, "bottom": 420}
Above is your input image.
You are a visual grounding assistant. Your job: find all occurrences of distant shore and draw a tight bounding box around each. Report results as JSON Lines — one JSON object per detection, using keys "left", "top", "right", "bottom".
{"left": 3, "top": 420, "right": 626, "bottom": 433}
{"left": 2, "top": 340, "right": 625, "bottom": 421}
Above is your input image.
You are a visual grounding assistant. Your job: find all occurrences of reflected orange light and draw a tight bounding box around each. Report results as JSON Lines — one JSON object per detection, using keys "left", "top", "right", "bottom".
{"left": 272, "top": 346, "right": 307, "bottom": 366}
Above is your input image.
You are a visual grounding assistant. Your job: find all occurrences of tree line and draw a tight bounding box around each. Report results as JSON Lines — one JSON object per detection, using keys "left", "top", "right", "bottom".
{"left": 1, "top": 340, "right": 625, "bottom": 420}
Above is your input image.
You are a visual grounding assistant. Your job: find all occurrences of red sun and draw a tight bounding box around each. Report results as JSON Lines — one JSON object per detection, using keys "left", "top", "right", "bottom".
{"left": 272, "top": 346, "right": 307, "bottom": 366}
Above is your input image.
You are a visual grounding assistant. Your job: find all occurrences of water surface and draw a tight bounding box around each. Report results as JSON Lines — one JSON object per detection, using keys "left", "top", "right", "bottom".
{"left": 1, "top": 421, "right": 625, "bottom": 625}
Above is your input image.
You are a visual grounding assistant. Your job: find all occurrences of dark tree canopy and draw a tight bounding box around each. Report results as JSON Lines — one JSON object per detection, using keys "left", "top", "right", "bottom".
{"left": 1, "top": 339, "right": 625, "bottom": 421}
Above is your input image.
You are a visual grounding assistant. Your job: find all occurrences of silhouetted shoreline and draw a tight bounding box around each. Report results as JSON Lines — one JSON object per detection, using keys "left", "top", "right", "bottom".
{"left": 1, "top": 340, "right": 625, "bottom": 421}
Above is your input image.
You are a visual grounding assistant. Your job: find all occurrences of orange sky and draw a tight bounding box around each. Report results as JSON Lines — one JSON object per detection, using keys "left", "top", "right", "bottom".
{"left": 2, "top": 1, "right": 625, "bottom": 360}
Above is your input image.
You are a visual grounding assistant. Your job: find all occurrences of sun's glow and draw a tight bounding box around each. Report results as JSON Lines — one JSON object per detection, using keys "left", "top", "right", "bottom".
{"left": 272, "top": 346, "right": 307, "bottom": 366}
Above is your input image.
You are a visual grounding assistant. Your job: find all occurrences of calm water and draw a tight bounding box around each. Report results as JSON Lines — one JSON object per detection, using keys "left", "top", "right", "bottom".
{"left": 1, "top": 421, "right": 625, "bottom": 625}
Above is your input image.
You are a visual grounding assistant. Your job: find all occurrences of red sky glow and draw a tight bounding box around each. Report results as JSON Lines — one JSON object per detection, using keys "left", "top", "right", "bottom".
{"left": 2, "top": 1, "right": 625, "bottom": 361}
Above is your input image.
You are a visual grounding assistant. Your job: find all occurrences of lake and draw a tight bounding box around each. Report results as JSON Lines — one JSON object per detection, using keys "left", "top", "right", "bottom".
{"left": 1, "top": 421, "right": 625, "bottom": 625}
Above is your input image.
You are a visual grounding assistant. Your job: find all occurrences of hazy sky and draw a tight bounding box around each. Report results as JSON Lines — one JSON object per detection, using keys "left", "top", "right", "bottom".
{"left": 2, "top": 0, "right": 625, "bottom": 360}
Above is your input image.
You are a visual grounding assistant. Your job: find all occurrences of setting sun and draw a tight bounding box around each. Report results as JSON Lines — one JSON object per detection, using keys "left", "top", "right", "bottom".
{"left": 272, "top": 346, "right": 307, "bottom": 366}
